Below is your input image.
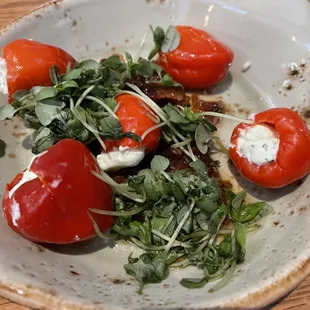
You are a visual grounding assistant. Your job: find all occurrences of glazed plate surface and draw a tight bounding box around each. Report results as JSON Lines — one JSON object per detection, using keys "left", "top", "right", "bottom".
{"left": 1, "top": 0, "right": 310, "bottom": 309}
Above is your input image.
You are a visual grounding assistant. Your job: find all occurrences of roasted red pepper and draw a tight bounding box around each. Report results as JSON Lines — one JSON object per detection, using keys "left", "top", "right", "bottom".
{"left": 3, "top": 39, "right": 76, "bottom": 102}
{"left": 2, "top": 139, "right": 113, "bottom": 244}
{"left": 229, "top": 108, "right": 310, "bottom": 188}
{"left": 104, "top": 94, "right": 162, "bottom": 153}
{"left": 158, "top": 26, "right": 234, "bottom": 89}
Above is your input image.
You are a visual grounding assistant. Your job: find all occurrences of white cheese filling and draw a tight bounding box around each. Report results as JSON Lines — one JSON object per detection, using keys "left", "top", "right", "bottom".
{"left": 97, "top": 147, "right": 145, "bottom": 171}
{"left": 236, "top": 124, "right": 279, "bottom": 165}
{"left": 0, "top": 58, "right": 8, "bottom": 95}
{"left": 11, "top": 198, "right": 21, "bottom": 227}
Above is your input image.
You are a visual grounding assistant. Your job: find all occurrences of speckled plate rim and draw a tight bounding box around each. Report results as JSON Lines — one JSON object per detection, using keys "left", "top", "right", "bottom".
{"left": 0, "top": 0, "right": 310, "bottom": 309}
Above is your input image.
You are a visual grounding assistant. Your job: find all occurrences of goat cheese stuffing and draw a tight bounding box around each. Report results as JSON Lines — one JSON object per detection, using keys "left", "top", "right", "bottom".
{"left": 236, "top": 124, "right": 280, "bottom": 165}
{"left": 0, "top": 58, "right": 8, "bottom": 95}
{"left": 97, "top": 147, "right": 145, "bottom": 171}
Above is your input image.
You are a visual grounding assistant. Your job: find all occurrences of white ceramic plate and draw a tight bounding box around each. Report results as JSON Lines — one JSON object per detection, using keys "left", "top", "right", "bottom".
{"left": 1, "top": 0, "right": 310, "bottom": 309}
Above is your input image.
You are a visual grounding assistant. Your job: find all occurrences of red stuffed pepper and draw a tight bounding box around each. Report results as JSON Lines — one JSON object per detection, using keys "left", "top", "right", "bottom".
{"left": 2, "top": 39, "right": 76, "bottom": 102}
{"left": 97, "top": 94, "right": 162, "bottom": 171}
{"left": 158, "top": 25, "right": 234, "bottom": 89}
{"left": 2, "top": 139, "right": 114, "bottom": 244}
{"left": 229, "top": 108, "right": 310, "bottom": 188}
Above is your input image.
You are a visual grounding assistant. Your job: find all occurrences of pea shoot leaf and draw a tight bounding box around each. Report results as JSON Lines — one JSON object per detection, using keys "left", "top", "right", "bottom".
{"left": 0, "top": 105, "right": 15, "bottom": 120}
{"left": 151, "top": 155, "right": 170, "bottom": 171}
{"left": 148, "top": 25, "right": 181, "bottom": 59}
{"left": 161, "top": 25, "right": 181, "bottom": 53}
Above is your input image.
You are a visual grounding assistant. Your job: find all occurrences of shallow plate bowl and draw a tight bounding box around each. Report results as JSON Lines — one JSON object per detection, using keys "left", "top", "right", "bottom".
{"left": 1, "top": 0, "right": 310, "bottom": 309}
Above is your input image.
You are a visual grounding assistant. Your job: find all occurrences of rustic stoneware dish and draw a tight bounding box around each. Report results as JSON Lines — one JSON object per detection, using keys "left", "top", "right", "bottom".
{"left": 1, "top": 0, "right": 310, "bottom": 309}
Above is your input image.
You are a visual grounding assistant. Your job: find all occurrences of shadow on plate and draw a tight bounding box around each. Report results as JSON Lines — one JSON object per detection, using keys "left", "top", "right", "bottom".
{"left": 41, "top": 235, "right": 117, "bottom": 256}
{"left": 228, "top": 159, "right": 305, "bottom": 202}
{"left": 189, "top": 72, "right": 233, "bottom": 96}
{"left": 207, "top": 72, "right": 233, "bottom": 95}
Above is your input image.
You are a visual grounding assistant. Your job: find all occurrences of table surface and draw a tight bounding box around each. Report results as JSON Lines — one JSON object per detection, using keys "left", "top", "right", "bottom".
{"left": 0, "top": 0, "right": 309, "bottom": 309}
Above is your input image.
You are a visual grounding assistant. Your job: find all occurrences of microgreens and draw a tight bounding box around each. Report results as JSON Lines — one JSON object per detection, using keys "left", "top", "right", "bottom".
{"left": 148, "top": 25, "right": 181, "bottom": 60}
{"left": 92, "top": 157, "right": 273, "bottom": 293}
{"left": 2, "top": 52, "right": 182, "bottom": 154}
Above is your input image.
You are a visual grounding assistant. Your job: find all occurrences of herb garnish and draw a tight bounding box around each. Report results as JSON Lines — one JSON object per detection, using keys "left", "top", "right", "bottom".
{"left": 0, "top": 28, "right": 271, "bottom": 294}
{"left": 148, "top": 25, "right": 181, "bottom": 60}
{"left": 91, "top": 157, "right": 273, "bottom": 293}
{"left": 0, "top": 53, "right": 182, "bottom": 154}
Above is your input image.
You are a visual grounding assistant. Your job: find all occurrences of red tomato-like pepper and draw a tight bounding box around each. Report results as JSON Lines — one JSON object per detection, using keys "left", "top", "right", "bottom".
{"left": 2, "top": 39, "right": 76, "bottom": 102}
{"left": 229, "top": 108, "right": 310, "bottom": 188}
{"left": 2, "top": 139, "right": 113, "bottom": 244}
{"left": 158, "top": 26, "right": 234, "bottom": 89}
{"left": 104, "top": 94, "right": 161, "bottom": 153}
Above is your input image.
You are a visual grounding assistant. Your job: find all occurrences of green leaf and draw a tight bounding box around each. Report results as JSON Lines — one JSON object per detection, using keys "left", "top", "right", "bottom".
{"left": 148, "top": 47, "right": 159, "bottom": 61}
{"left": 35, "top": 87, "right": 58, "bottom": 101}
{"left": 153, "top": 196, "right": 178, "bottom": 218}
{"left": 209, "top": 205, "right": 229, "bottom": 234}
{"left": 163, "top": 103, "right": 189, "bottom": 124}
{"left": 64, "top": 68, "right": 83, "bottom": 80}
{"left": 124, "top": 253, "right": 163, "bottom": 288}
{"left": 135, "top": 59, "right": 153, "bottom": 77}
{"left": 202, "top": 119, "right": 217, "bottom": 132}
{"left": 180, "top": 277, "right": 208, "bottom": 289}
{"left": 231, "top": 191, "right": 246, "bottom": 222}
{"left": 32, "top": 127, "right": 54, "bottom": 154}
{"left": 232, "top": 191, "right": 246, "bottom": 210}
{"left": 35, "top": 101, "right": 64, "bottom": 126}
{"left": 103, "top": 98, "right": 117, "bottom": 111}
{"left": 78, "top": 59, "right": 100, "bottom": 71}
{"left": 0, "top": 105, "right": 15, "bottom": 120}
{"left": 236, "top": 223, "right": 246, "bottom": 250}
{"left": 196, "top": 195, "right": 218, "bottom": 214}
{"left": 161, "top": 25, "right": 181, "bottom": 53}
{"left": 128, "top": 175, "right": 145, "bottom": 188}
{"left": 189, "top": 160, "right": 208, "bottom": 178}
{"left": 219, "top": 235, "right": 233, "bottom": 257}
{"left": 150, "top": 62, "right": 163, "bottom": 78}
{"left": 56, "top": 80, "right": 79, "bottom": 91}
{"left": 138, "top": 169, "right": 160, "bottom": 201}
{"left": 151, "top": 155, "right": 170, "bottom": 171}
{"left": 103, "top": 55, "right": 127, "bottom": 72}
{"left": 239, "top": 202, "right": 264, "bottom": 223}
{"left": 196, "top": 212, "right": 210, "bottom": 231}
{"left": 177, "top": 204, "right": 193, "bottom": 234}
{"left": 11, "top": 90, "right": 29, "bottom": 101}
{"left": 235, "top": 223, "right": 246, "bottom": 262}
{"left": 171, "top": 183, "right": 187, "bottom": 203}
{"left": 172, "top": 170, "right": 192, "bottom": 195}
{"left": 225, "top": 189, "right": 236, "bottom": 207}
{"left": 252, "top": 202, "right": 274, "bottom": 223}
{"left": 124, "top": 250, "right": 178, "bottom": 292}
{"left": 153, "top": 26, "right": 165, "bottom": 46}
{"left": 160, "top": 74, "right": 183, "bottom": 88}
{"left": 184, "top": 107, "right": 199, "bottom": 122}
{"left": 195, "top": 122, "right": 212, "bottom": 155}
{"left": 148, "top": 26, "right": 165, "bottom": 60}
{"left": 31, "top": 86, "right": 45, "bottom": 96}
{"left": 113, "top": 221, "right": 151, "bottom": 245}
{"left": 100, "top": 116, "right": 121, "bottom": 133}
{"left": 125, "top": 52, "right": 133, "bottom": 65}
{"left": 0, "top": 139, "right": 6, "bottom": 158}
{"left": 49, "top": 66, "right": 59, "bottom": 85}
{"left": 34, "top": 127, "right": 52, "bottom": 143}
